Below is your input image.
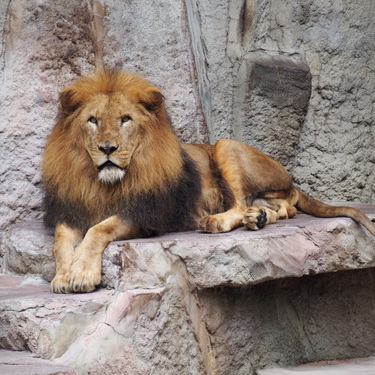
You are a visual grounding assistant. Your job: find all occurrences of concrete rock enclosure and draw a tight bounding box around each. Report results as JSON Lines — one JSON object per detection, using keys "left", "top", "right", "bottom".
{"left": 1, "top": 1, "right": 375, "bottom": 374}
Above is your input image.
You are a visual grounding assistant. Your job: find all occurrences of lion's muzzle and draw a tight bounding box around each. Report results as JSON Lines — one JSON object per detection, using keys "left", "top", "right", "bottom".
{"left": 97, "top": 159, "right": 125, "bottom": 184}
{"left": 98, "top": 141, "right": 119, "bottom": 155}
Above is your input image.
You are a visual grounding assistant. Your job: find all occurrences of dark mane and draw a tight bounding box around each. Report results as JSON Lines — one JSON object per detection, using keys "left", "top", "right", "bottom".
{"left": 44, "top": 149, "right": 202, "bottom": 235}
{"left": 121, "top": 149, "right": 201, "bottom": 236}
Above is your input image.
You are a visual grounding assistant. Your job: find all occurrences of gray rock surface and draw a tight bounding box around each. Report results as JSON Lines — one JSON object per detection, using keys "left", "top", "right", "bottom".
{"left": 1, "top": 0, "right": 375, "bottom": 237}
{"left": 1, "top": 207, "right": 375, "bottom": 374}
{"left": 257, "top": 356, "right": 375, "bottom": 375}
{"left": 0, "top": 349, "right": 77, "bottom": 375}
{"left": 3, "top": 205, "right": 375, "bottom": 290}
{"left": 186, "top": 0, "right": 375, "bottom": 205}
{"left": 233, "top": 51, "right": 312, "bottom": 170}
{"left": 0, "top": 0, "right": 208, "bottom": 235}
{"left": 198, "top": 268, "right": 375, "bottom": 373}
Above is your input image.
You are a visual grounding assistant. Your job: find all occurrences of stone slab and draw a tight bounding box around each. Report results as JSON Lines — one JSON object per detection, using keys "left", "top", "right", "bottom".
{"left": 3, "top": 204, "right": 375, "bottom": 292}
{"left": 168, "top": 205, "right": 375, "bottom": 289}
{"left": 1, "top": 204, "right": 375, "bottom": 374}
{"left": 0, "top": 349, "right": 77, "bottom": 375}
{"left": 257, "top": 356, "right": 375, "bottom": 375}
{"left": 0, "top": 274, "right": 115, "bottom": 358}
{"left": 0, "top": 274, "right": 205, "bottom": 375}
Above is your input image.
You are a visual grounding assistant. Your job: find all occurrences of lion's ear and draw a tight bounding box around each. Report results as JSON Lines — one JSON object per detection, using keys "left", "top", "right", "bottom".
{"left": 139, "top": 88, "right": 164, "bottom": 113}
{"left": 59, "top": 88, "right": 82, "bottom": 117}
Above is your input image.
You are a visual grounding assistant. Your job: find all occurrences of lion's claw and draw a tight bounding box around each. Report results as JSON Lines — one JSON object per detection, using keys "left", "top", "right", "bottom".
{"left": 68, "top": 272, "right": 98, "bottom": 293}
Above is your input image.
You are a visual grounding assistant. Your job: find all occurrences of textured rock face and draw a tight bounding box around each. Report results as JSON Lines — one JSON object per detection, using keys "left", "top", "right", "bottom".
{"left": 1, "top": 2, "right": 375, "bottom": 372}
{"left": 233, "top": 51, "right": 312, "bottom": 170}
{"left": 0, "top": 0, "right": 374, "bottom": 236}
{"left": 1, "top": 208, "right": 375, "bottom": 374}
{"left": 200, "top": 269, "right": 375, "bottom": 373}
{"left": 0, "top": 275, "right": 205, "bottom": 375}
{"left": 0, "top": 0, "right": 207, "bottom": 234}
{"left": 187, "top": 0, "right": 375, "bottom": 201}
{"left": 288, "top": 1, "right": 375, "bottom": 203}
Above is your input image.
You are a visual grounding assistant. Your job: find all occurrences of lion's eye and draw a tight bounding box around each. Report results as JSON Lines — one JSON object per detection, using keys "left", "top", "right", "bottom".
{"left": 88, "top": 117, "right": 98, "bottom": 124}
{"left": 121, "top": 116, "right": 131, "bottom": 124}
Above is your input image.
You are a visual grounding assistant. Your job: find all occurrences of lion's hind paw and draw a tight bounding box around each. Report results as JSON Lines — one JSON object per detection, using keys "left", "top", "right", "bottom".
{"left": 243, "top": 206, "right": 268, "bottom": 230}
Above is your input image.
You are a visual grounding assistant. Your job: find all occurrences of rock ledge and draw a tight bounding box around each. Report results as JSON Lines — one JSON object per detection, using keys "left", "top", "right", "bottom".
{"left": 1, "top": 204, "right": 375, "bottom": 374}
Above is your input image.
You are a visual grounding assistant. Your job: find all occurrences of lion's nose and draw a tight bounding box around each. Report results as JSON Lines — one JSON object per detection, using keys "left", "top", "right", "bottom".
{"left": 98, "top": 141, "right": 119, "bottom": 155}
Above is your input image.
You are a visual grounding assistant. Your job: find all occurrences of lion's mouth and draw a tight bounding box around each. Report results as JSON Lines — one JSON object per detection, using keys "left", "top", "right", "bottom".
{"left": 98, "top": 160, "right": 123, "bottom": 172}
{"left": 97, "top": 160, "right": 126, "bottom": 184}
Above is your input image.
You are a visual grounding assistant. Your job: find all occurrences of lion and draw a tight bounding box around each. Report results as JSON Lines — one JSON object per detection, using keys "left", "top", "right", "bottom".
{"left": 42, "top": 70, "right": 375, "bottom": 294}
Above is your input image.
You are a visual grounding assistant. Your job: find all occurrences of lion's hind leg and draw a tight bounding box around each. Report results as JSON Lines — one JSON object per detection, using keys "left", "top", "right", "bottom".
{"left": 243, "top": 193, "right": 299, "bottom": 231}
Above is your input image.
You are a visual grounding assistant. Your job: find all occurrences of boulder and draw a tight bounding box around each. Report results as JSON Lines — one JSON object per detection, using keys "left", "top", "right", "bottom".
{"left": 0, "top": 274, "right": 205, "bottom": 375}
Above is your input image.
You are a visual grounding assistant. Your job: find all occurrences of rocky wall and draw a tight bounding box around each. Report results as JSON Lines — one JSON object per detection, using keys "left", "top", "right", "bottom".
{"left": 199, "top": 268, "right": 375, "bottom": 374}
{"left": 1, "top": 0, "right": 374, "bottom": 236}
{"left": 187, "top": 0, "right": 375, "bottom": 199}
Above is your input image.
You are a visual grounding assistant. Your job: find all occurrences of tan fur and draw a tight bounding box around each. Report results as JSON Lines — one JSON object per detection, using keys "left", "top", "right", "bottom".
{"left": 43, "top": 70, "right": 375, "bottom": 293}
{"left": 43, "top": 70, "right": 182, "bottom": 222}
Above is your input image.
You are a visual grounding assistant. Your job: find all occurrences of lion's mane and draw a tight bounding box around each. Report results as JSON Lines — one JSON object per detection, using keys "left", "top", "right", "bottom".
{"left": 42, "top": 70, "right": 201, "bottom": 235}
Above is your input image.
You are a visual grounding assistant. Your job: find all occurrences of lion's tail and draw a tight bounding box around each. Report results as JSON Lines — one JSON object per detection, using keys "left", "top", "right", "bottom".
{"left": 296, "top": 188, "right": 375, "bottom": 237}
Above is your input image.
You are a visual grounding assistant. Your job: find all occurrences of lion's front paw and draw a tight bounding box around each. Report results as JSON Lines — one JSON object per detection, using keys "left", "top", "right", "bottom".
{"left": 51, "top": 273, "right": 72, "bottom": 294}
{"left": 200, "top": 215, "right": 223, "bottom": 233}
{"left": 199, "top": 214, "right": 232, "bottom": 233}
{"left": 243, "top": 207, "right": 267, "bottom": 230}
{"left": 67, "top": 253, "right": 101, "bottom": 293}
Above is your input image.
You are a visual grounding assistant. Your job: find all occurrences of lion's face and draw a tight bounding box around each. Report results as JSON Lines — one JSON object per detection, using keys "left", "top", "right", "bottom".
{"left": 44, "top": 70, "right": 191, "bottom": 234}
{"left": 79, "top": 92, "right": 146, "bottom": 184}
{"left": 47, "top": 70, "right": 175, "bottom": 193}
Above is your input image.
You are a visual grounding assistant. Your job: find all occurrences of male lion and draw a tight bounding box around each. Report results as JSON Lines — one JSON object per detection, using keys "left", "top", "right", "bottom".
{"left": 42, "top": 70, "right": 375, "bottom": 293}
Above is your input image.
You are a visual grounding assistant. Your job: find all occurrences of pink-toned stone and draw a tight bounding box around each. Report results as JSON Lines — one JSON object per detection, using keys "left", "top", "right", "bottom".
{"left": 0, "top": 349, "right": 77, "bottom": 375}
{"left": 257, "top": 356, "right": 375, "bottom": 375}
{"left": 0, "top": 274, "right": 205, "bottom": 374}
{"left": 1, "top": 205, "right": 375, "bottom": 374}
{"left": 3, "top": 205, "right": 375, "bottom": 292}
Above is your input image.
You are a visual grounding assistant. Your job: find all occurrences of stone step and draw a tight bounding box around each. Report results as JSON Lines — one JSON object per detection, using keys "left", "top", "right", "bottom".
{"left": 1, "top": 205, "right": 375, "bottom": 374}
{"left": 0, "top": 273, "right": 178, "bottom": 374}
{"left": 2, "top": 204, "right": 375, "bottom": 291}
{"left": 0, "top": 274, "right": 115, "bottom": 358}
{"left": 257, "top": 356, "right": 375, "bottom": 374}
{"left": 0, "top": 349, "right": 77, "bottom": 375}
{"left": 3, "top": 271, "right": 375, "bottom": 375}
